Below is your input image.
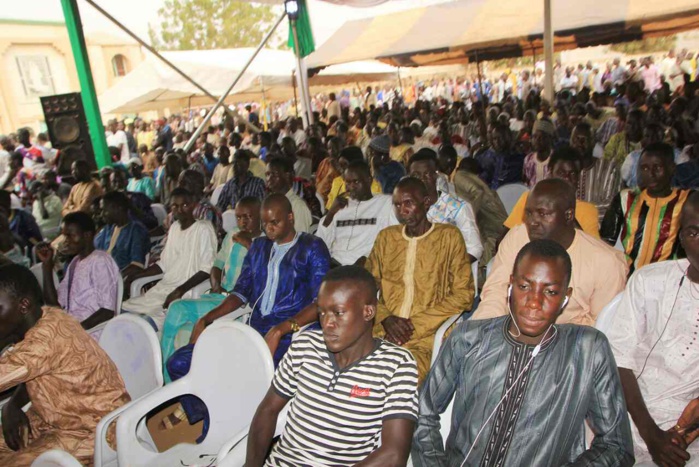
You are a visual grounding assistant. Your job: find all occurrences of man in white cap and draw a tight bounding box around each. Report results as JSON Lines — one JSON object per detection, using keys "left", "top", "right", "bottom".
{"left": 126, "top": 158, "right": 155, "bottom": 200}
{"left": 522, "top": 119, "right": 555, "bottom": 188}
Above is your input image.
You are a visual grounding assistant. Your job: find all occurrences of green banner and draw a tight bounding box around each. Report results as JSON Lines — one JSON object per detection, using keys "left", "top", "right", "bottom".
{"left": 287, "top": 0, "right": 315, "bottom": 58}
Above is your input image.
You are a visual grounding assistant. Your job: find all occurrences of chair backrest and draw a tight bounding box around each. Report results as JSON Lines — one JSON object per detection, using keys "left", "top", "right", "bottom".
{"left": 99, "top": 314, "right": 163, "bottom": 399}
{"left": 151, "top": 203, "right": 167, "bottom": 226}
{"left": 31, "top": 449, "right": 83, "bottom": 467}
{"left": 471, "top": 260, "right": 479, "bottom": 293}
{"left": 115, "top": 274, "right": 124, "bottom": 314}
{"left": 222, "top": 210, "right": 238, "bottom": 233}
{"left": 211, "top": 185, "right": 225, "bottom": 207}
{"left": 30, "top": 263, "right": 59, "bottom": 292}
{"left": 495, "top": 183, "right": 528, "bottom": 214}
{"left": 594, "top": 292, "right": 624, "bottom": 335}
{"left": 188, "top": 320, "right": 274, "bottom": 445}
{"left": 486, "top": 257, "right": 495, "bottom": 279}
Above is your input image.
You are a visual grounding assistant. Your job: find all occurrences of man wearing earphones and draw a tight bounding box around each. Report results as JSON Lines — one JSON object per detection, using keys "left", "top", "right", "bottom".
{"left": 473, "top": 178, "right": 627, "bottom": 326}
{"left": 413, "top": 239, "right": 634, "bottom": 466}
{"left": 608, "top": 192, "right": 699, "bottom": 466}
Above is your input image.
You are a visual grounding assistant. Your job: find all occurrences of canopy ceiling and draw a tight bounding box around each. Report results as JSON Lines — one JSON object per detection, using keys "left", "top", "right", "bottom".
{"left": 307, "top": 0, "right": 699, "bottom": 68}
{"left": 98, "top": 48, "right": 398, "bottom": 114}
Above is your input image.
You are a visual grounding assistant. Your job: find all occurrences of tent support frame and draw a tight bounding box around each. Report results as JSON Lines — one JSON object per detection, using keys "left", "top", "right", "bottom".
{"left": 183, "top": 11, "right": 286, "bottom": 153}
{"left": 84, "top": 0, "right": 261, "bottom": 133}
{"left": 290, "top": 18, "right": 314, "bottom": 127}
{"left": 543, "top": 0, "right": 555, "bottom": 102}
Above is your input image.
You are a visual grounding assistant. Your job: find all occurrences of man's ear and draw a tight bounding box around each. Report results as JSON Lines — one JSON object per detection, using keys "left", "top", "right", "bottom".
{"left": 565, "top": 208, "right": 574, "bottom": 223}
{"left": 18, "top": 297, "right": 31, "bottom": 316}
{"left": 364, "top": 304, "right": 376, "bottom": 322}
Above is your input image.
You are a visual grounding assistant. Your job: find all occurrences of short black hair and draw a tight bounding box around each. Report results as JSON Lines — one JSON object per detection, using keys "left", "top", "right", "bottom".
{"left": 438, "top": 144, "right": 458, "bottom": 160}
{"left": 322, "top": 265, "right": 377, "bottom": 301}
{"left": 62, "top": 211, "right": 96, "bottom": 234}
{"left": 0, "top": 191, "right": 9, "bottom": 211}
{"left": 641, "top": 142, "right": 675, "bottom": 166}
{"left": 548, "top": 145, "right": 582, "bottom": 172}
{"left": 233, "top": 149, "right": 252, "bottom": 163}
{"left": 458, "top": 157, "right": 482, "bottom": 175}
{"left": 407, "top": 148, "right": 438, "bottom": 171}
{"left": 394, "top": 176, "right": 428, "bottom": 198}
{"left": 514, "top": 239, "right": 572, "bottom": 287}
{"left": 0, "top": 264, "right": 43, "bottom": 307}
{"left": 101, "top": 190, "right": 131, "bottom": 211}
{"left": 338, "top": 146, "right": 364, "bottom": 164}
{"left": 169, "top": 187, "right": 193, "bottom": 201}
{"left": 267, "top": 156, "right": 294, "bottom": 174}
{"left": 236, "top": 195, "right": 261, "bottom": 209}
{"left": 344, "top": 160, "right": 371, "bottom": 178}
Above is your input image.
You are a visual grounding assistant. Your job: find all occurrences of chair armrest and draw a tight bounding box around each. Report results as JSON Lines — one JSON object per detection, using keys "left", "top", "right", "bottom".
{"left": 130, "top": 274, "right": 164, "bottom": 298}
{"left": 94, "top": 398, "right": 140, "bottom": 467}
{"left": 190, "top": 280, "right": 210, "bottom": 299}
{"left": 216, "top": 427, "right": 250, "bottom": 466}
{"left": 217, "top": 306, "right": 252, "bottom": 324}
{"left": 431, "top": 314, "right": 462, "bottom": 365}
{"left": 86, "top": 320, "right": 110, "bottom": 336}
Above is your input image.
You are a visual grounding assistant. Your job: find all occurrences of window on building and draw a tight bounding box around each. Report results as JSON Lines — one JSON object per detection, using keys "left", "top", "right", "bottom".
{"left": 112, "top": 54, "right": 128, "bottom": 77}
{"left": 16, "top": 55, "right": 56, "bottom": 98}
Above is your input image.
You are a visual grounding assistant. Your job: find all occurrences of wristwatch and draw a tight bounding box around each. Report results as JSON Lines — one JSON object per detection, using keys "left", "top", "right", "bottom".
{"left": 288, "top": 319, "right": 300, "bottom": 333}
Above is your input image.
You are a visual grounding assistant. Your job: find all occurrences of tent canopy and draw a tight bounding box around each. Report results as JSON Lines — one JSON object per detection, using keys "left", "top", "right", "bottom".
{"left": 307, "top": 0, "right": 699, "bottom": 68}
{"left": 98, "top": 48, "right": 397, "bottom": 113}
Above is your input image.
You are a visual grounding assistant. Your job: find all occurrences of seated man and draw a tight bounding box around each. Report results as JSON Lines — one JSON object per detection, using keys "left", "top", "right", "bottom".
{"left": 324, "top": 146, "right": 382, "bottom": 210}
{"left": 0, "top": 191, "right": 42, "bottom": 246}
{"left": 412, "top": 240, "right": 634, "bottom": 466}
{"left": 160, "top": 196, "right": 263, "bottom": 379}
{"left": 473, "top": 179, "right": 627, "bottom": 326}
{"left": 265, "top": 157, "right": 312, "bottom": 233}
{"left": 246, "top": 265, "right": 418, "bottom": 466}
{"left": 108, "top": 169, "right": 158, "bottom": 230}
{"left": 607, "top": 192, "right": 699, "bottom": 465}
{"left": 504, "top": 145, "right": 601, "bottom": 238}
{"left": 0, "top": 213, "right": 29, "bottom": 267}
{"left": 408, "top": 149, "right": 483, "bottom": 263}
{"left": 452, "top": 158, "right": 507, "bottom": 268}
{"left": 126, "top": 157, "right": 155, "bottom": 200}
{"left": 215, "top": 149, "right": 266, "bottom": 212}
{"left": 121, "top": 187, "right": 217, "bottom": 331}
{"left": 0, "top": 264, "right": 129, "bottom": 465}
{"left": 316, "top": 160, "right": 396, "bottom": 266}
{"left": 601, "top": 142, "right": 690, "bottom": 276}
{"left": 29, "top": 181, "right": 62, "bottom": 240}
{"left": 61, "top": 160, "right": 103, "bottom": 216}
{"left": 366, "top": 177, "right": 474, "bottom": 382}
{"left": 36, "top": 212, "right": 121, "bottom": 336}
{"left": 94, "top": 191, "right": 149, "bottom": 270}
{"left": 368, "top": 135, "right": 407, "bottom": 195}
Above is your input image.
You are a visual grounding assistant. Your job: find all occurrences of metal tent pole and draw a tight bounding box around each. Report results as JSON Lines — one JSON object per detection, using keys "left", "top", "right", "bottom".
{"left": 543, "top": 0, "right": 555, "bottom": 102}
{"left": 290, "top": 18, "right": 313, "bottom": 127}
{"left": 183, "top": 11, "right": 286, "bottom": 153}
{"left": 84, "top": 0, "right": 260, "bottom": 133}
{"left": 60, "top": 0, "right": 110, "bottom": 169}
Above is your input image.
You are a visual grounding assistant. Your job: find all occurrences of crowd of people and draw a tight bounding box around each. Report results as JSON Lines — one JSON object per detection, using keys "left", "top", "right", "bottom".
{"left": 1, "top": 45, "right": 699, "bottom": 466}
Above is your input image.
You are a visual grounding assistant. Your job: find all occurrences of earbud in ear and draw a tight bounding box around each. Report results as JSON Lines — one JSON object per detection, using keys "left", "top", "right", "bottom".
{"left": 562, "top": 296, "right": 570, "bottom": 308}
{"left": 507, "top": 285, "right": 512, "bottom": 299}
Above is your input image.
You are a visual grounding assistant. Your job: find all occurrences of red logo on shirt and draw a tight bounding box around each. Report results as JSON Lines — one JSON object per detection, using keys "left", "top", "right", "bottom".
{"left": 350, "top": 385, "right": 371, "bottom": 398}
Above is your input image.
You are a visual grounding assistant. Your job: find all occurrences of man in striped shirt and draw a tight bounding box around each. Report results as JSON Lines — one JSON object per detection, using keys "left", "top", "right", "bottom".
{"left": 246, "top": 266, "right": 418, "bottom": 467}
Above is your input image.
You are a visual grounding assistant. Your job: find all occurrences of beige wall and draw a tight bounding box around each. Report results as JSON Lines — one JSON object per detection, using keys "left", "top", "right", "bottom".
{"left": 0, "top": 20, "right": 143, "bottom": 135}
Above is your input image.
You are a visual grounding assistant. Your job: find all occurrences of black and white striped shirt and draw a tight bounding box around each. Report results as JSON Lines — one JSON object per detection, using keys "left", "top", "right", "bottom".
{"left": 266, "top": 330, "right": 418, "bottom": 466}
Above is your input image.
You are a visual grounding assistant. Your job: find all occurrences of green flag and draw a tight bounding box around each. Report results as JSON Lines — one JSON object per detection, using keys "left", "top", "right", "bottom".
{"left": 287, "top": 0, "right": 315, "bottom": 58}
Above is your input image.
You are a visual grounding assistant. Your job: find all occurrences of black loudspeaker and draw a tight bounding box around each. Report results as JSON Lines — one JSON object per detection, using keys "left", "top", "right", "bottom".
{"left": 40, "top": 92, "right": 97, "bottom": 176}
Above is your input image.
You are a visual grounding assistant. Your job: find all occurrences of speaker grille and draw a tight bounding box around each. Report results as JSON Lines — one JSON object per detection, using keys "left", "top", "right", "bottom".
{"left": 53, "top": 115, "right": 80, "bottom": 144}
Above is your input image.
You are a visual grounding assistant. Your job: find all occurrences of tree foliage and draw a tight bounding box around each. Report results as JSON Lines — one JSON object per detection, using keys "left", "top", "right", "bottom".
{"left": 148, "top": 0, "right": 278, "bottom": 51}
{"left": 609, "top": 35, "right": 677, "bottom": 55}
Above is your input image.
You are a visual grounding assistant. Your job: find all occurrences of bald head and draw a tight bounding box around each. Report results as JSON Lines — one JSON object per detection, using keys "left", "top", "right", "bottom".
{"left": 394, "top": 176, "right": 429, "bottom": 199}
{"left": 530, "top": 179, "right": 576, "bottom": 211}
{"left": 262, "top": 193, "right": 292, "bottom": 215}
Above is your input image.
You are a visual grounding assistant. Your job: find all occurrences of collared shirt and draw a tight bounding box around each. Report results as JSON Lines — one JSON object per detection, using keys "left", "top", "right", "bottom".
{"left": 285, "top": 189, "right": 312, "bottom": 233}
{"left": 9, "top": 208, "right": 42, "bottom": 244}
{"left": 268, "top": 330, "right": 418, "bottom": 467}
{"left": 260, "top": 233, "right": 299, "bottom": 317}
{"left": 523, "top": 152, "right": 550, "bottom": 188}
{"left": 427, "top": 191, "right": 483, "bottom": 260}
{"left": 127, "top": 177, "right": 155, "bottom": 200}
{"left": 412, "top": 317, "right": 634, "bottom": 466}
{"left": 607, "top": 259, "right": 699, "bottom": 463}
{"left": 215, "top": 171, "right": 266, "bottom": 212}
{"left": 94, "top": 221, "right": 149, "bottom": 269}
{"left": 62, "top": 180, "right": 103, "bottom": 216}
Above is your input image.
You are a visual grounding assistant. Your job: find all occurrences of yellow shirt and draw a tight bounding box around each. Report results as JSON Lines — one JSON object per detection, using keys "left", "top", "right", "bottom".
{"left": 504, "top": 191, "right": 600, "bottom": 238}
{"left": 325, "top": 176, "right": 382, "bottom": 210}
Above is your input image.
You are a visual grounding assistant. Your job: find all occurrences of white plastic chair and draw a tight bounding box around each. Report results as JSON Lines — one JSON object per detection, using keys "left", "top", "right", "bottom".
{"left": 94, "top": 314, "right": 164, "bottom": 467}
{"left": 151, "top": 203, "right": 167, "bottom": 226}
{"left": 316, "top": 191, "right": 326, "bottom": 215}
{"left": 130, "top": 273, "right": 164, "bottom": 298}
{"left": 216, "top": 406, "right": 290, "bottom": 466}
{"left": 222, "top": 210, "right": 238, "bottom": 233}
{"left": 431, "top": 313, "right": 463, "bottom": 366}
{"left": 31, "top": 449, "right": 83, "bottom": 467}
{"left": 211, "top": 185, "right": 225, "bottom": 207}
{"left": 30, "top": 263, "right": 59, "bottom": 293}
{"left": 495, "top": 183, "right": 528, "bottom": 215}
{"left": 471, "top": 260, "right": 479, "bottom": 293}
{"left": 594, "top": 292, "right": 623, "bottom": 335}
{"left": 115, "top": 320, "right": 275, "bottom": 467}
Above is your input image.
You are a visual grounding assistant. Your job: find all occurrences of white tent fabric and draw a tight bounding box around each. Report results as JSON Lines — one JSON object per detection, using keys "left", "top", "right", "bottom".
{"left": 98, "top": 48, "right": 397, "bottom": 113}
{"left": 307, "top": 0, "right": 699, "bottom": 67}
